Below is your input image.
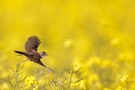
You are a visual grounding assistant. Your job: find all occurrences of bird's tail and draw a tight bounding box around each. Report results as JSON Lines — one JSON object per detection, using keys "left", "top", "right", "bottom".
{"left": 14, "top": 50, "right": 27, "bottom": 56}
{"left": 45, "top": 67, "right": 55, "bottom": 73}
{"left": 36, "top": 61, "right": 55, "bottom": 73}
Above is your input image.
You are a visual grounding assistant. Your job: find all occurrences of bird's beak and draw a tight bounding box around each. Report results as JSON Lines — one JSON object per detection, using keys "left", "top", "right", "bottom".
{"left": 42, "top": 54, "right": 48, "bottom": 58}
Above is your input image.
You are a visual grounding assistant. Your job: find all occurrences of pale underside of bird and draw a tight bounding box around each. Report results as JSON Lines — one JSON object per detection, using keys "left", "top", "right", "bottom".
{"left": 14, "top": 36, "right": 55, "bottom": 73}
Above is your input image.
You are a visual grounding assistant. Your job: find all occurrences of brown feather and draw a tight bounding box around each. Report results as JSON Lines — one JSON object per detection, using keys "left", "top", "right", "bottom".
{"left": 25, "top": 36, "right": 41, "bottom": 52}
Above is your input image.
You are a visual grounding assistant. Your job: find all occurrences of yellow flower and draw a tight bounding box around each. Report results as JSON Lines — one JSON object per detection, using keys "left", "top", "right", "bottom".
{"left": 110, "top": 38, "right": 120, "bottom": 46}
{"left": 115, "top": 86, "right": 126, "bottom": 90}
{"left": 121, "top": 75, "right": 129, "bottom": 82}
{"left": 25, "top": 76, "right": 38, "bottom": 89}
{"left": 63, "top": 39, "right": 73, "bottom": 48}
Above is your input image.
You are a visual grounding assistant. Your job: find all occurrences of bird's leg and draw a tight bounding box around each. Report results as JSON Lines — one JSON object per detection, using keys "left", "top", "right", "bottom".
{"left": 22, "top": 59, "right": 29, "bottom": 62}
{"left": 17, "top": 54, "right": 22, "bottom": 56}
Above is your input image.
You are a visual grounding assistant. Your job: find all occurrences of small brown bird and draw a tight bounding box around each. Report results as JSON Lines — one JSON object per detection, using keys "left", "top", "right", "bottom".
{"left": 14, "top": 36, "right": 55, "bottom": 73}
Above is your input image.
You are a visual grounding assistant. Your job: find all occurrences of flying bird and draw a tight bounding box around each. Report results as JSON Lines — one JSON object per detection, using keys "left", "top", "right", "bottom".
{"left": 14, "top": 36, "right": 55, "bottom": 73}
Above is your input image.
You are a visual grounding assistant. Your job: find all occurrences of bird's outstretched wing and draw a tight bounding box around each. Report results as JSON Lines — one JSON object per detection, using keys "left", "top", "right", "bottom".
{"left": 25, "top": 36, "right": 41, "bottom": 52}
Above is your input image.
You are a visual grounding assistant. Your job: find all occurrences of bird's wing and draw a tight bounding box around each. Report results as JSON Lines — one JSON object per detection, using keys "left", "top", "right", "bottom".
{"left": 25, "top": 36, "right": 41, "bottom": 52}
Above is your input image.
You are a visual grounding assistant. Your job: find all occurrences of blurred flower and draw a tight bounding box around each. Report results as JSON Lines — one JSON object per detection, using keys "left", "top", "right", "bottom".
{"left": 78, "top": 80, "right": 86, "bottom": 90}
{"left": 110, "top": 38, "right": 120, "bottom": 46}
{"left": 88, "top": 57, "right": 102, "bottom": 67}
{"left": 101, "top": 59, "right": 115, "bottom": 68}
{"left": 115, "top": 86, "right": 126, "bottom": 90}
{"left": 70, "top": 64, "right": 77, "bottom": 71}
{"left": 121, "top": 74, "right": 135, "bottom": 83}
{"left": 1, "top": 83, "right": 9, "bottom": 89}
{"left": 121, "top": 75, "right": 129, "bottom": 82}
{"left": 25, "top": 76, "right": 38, "bottom": 89}
{"left": 88, "top": 73, "right": 102, "bottom": 89}
{"left": 103, "top": 88, "right": 110, "bottom": 90}
{"left": 63, "top": 39, "right": 73, "bottom": 48}
{"left": 118, "top": 51, "right": 134, "bottom": 62}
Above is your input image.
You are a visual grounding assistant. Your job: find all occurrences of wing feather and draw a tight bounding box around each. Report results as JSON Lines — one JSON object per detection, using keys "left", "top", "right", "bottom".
{"left": 25, "top": 36, "right": 41, "bottom": 52}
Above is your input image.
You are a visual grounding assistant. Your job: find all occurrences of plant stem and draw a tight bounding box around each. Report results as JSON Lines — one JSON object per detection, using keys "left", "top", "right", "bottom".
{"left": 14, "top": 64, "right": 19, "bottom": 90}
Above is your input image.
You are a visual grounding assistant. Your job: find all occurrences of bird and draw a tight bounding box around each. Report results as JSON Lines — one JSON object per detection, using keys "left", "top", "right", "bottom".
{"left": 14, "top": 36, "right": 55, "bottom": 73}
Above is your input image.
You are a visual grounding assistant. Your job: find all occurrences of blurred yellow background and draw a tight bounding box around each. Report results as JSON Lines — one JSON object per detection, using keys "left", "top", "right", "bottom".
{"left": 0, "top": 0, "right": 135, "bottom": 89}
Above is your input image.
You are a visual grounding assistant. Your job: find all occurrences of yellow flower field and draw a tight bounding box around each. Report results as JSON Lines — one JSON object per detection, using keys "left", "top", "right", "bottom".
{"left": 0, "top": 0, "right": 135, "bottom": 89}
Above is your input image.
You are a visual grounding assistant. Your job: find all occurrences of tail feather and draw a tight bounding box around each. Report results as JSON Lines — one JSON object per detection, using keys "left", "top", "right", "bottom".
{"left": 46, "top": 67, "right": 55, "bottom": 73}
{"left": 35, "top": 60, "right": 55, "bottom": 73}
{"left": 14, "top": 50, "right": 27, "bottom": 56}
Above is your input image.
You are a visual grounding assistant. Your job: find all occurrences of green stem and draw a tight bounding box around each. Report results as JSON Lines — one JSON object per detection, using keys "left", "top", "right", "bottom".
{"left": 14, "top": 64, "right": 19, "bottom": 90}
{"left": 65, "top": 70, "right": 73, "bottom": 90}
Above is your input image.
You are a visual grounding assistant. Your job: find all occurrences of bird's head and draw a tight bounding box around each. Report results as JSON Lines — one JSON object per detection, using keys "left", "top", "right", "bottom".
{"left": 39, "top": 51, "right": 48, "bottom": 58}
